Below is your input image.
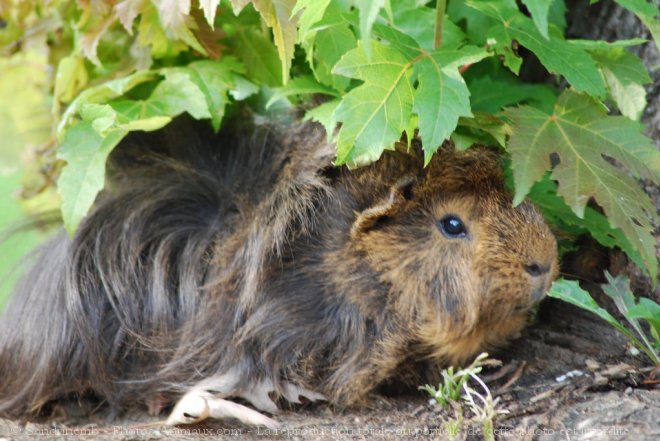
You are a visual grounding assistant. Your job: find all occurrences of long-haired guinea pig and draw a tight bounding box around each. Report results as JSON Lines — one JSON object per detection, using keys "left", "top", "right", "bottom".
{"left": 0, "top": 117, "right": 557, "bottom": 423}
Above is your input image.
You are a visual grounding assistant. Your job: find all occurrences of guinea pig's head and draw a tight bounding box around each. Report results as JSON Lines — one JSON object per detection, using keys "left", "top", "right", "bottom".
{"left": 350, "top": 146, "right": 558, "bottom": 364}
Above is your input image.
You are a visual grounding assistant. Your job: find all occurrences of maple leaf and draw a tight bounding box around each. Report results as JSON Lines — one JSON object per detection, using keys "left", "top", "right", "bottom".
{"left": 114, "top": 0, "right": 145, "bottom": 33}
{"left": 521, "top": 0, "right": 553, "bottom": 38}
{"left": 332, "top": 38, "right": 491, "bottom": 166}
{"left": 155, "top": 0, "right": 191, "bottom": 29}
{"left": 251, "top": 0, "right": 298, "bottom": 84}
{"left": 505, "top": 89, "right": 660, "bottom": 278}
{"left": 466, "top": 0, "right": 606, "bottom": 97}
{"left": 589, "top": 47, "right": 651, "bottom": 121}
{"left": 199, "top": 0, "right": 220, "bottom": 26}
{"left": 413, "top": 47, "right": 490, "bottom": 163}
{"left": 80, "top": 15, "right": 115, "bottom": 66}
{"left": 332, "top": 41, "right": 414, "bottom": 166}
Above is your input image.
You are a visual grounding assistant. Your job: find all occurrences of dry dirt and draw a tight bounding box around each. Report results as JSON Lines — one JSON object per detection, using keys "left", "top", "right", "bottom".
{"left": 0, "top": 290, "right": 658, "bottom": 441}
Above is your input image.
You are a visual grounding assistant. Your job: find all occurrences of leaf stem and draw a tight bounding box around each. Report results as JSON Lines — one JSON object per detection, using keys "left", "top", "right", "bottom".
{"left": 620, "top": 310, "right": 660, "bottom": 365}
{"left": 434, "top": 0, "right": 446, "bottom": 50}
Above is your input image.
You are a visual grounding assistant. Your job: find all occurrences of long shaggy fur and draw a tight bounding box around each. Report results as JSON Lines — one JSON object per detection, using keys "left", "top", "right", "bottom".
{"left": 0, "top": 116, "right": 558, "bottom": 418}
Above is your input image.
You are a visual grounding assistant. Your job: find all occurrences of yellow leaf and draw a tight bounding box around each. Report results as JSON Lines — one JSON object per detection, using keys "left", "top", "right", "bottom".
{"left": 252, "top": 0, "right": 298, "bottom": 84}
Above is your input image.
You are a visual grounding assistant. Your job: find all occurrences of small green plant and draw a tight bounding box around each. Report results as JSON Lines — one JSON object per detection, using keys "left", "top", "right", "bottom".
{"left": 420, "top": 352, "right": 507, "bottom": 441}
{"left": 548, "top": 273, "right": 660, "bottom": 366}
{"left": 420, "top": 352, "right": 492, "bottom": 407}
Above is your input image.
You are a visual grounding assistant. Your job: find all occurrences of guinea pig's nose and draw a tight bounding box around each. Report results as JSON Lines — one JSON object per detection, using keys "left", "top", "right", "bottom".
{"left": 524, "top": 262, "right": 550, "bottom": 277}
{"left": 525, "top": 261, "right": 554, "bottom": 304}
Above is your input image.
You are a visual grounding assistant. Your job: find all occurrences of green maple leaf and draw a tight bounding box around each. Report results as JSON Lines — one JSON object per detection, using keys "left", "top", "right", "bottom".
{"left": 520, "top": 0, "right": 553, "bottom": 38}
{"left": 466, "top": 0, "right": 606, "bottom": 97}
{"left": 526, "top": 174, "right": 644, "bottom": 272}
{"left": 332, "top": 41, "right": 414, "bottom": 166}
{"left": 57, "top": 63, "right": 227, "bottom": 233}
{"left": 299, "top": 5, "right": 357, "bottom": 92}
{"left": 292, "top": 0, "right": 332, "bottom": 39}
{"left": 228, "top": 2, "right": 284, "bottom": 86}
{"left": 108, "top": 101, "right": 173, "bottom": 132}
{"left": 588, "top": 48, "right": 651, "bottom": 120}
{"left": 332, "top": 39, "right": 492, "bottom": 166}
{"left": 58, "top": 121, "right": 128, "bottom": 235}
{"left": 312, "top": 22, "right": 355, "bottom": 91}
{"left": 186, "top": 59, "right": 248, "bottom": 130}
{"left": 233, "top": 24, "right": 282, "bottom": 86}
{"left": 144, "top": 68, "right": 212, "bottom": 120}
{"left": 505, "top": 90, "right": 660, "bottom": 279}
{"left": 468, "top": 75, "right": 557, "bottom": 114}
{"left": 58, "top": 70, "right": 158, "bottom": 137}
{"left": 304, "top": 99, "right": 340, "bottom": 141}
{"left": 413, "top": 47, "right": 490, "bottom": 163}
{"left": 569, "top": 39, "right": 651, "bottom": 120}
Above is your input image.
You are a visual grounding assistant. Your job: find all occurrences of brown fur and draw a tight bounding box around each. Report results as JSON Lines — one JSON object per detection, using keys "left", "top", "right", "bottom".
{"left": 0, "top": 116, "right": 557, "bottom": 418}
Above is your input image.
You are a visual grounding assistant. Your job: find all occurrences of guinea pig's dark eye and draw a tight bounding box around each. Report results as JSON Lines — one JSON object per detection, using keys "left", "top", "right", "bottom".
{"left": 437, "top": 215, "right": 467, "bottom": 238}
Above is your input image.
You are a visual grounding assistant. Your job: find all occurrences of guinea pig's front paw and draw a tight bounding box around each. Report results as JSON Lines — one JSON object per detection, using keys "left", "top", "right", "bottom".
{"left": 165, "top": 377, "right": 325, "bottom": 429}
{"left": 166, "top": 390, "right": 280, "bottom": 429}
{"left": 239, "top": 379, "right": 327, "bottom": 413}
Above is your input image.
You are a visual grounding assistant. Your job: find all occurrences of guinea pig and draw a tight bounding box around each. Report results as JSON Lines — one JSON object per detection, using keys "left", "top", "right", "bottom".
{"left": 0, "top": 116, "right": 558, "bottom": 424}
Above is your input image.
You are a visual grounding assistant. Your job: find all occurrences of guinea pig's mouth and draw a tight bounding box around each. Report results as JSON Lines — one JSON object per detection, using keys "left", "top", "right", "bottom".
{"left": 530, "top": 285, "right": 548, "bottom": 303}
{"left": 513, "top": 285, "right": 548, "bottom": 313}
{"left": 513, "top": 304, "right": 530, "bottom": 313}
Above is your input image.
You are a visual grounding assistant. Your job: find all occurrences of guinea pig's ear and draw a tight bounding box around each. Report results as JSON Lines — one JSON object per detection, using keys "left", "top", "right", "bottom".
{"left": 350, "top": 175, "right": 416, "bottom": 239}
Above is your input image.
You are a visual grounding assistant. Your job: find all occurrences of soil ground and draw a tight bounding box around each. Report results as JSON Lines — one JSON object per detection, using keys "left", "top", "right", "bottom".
{"left": 1, "top": 291, "right": 658, "bottom": 441}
